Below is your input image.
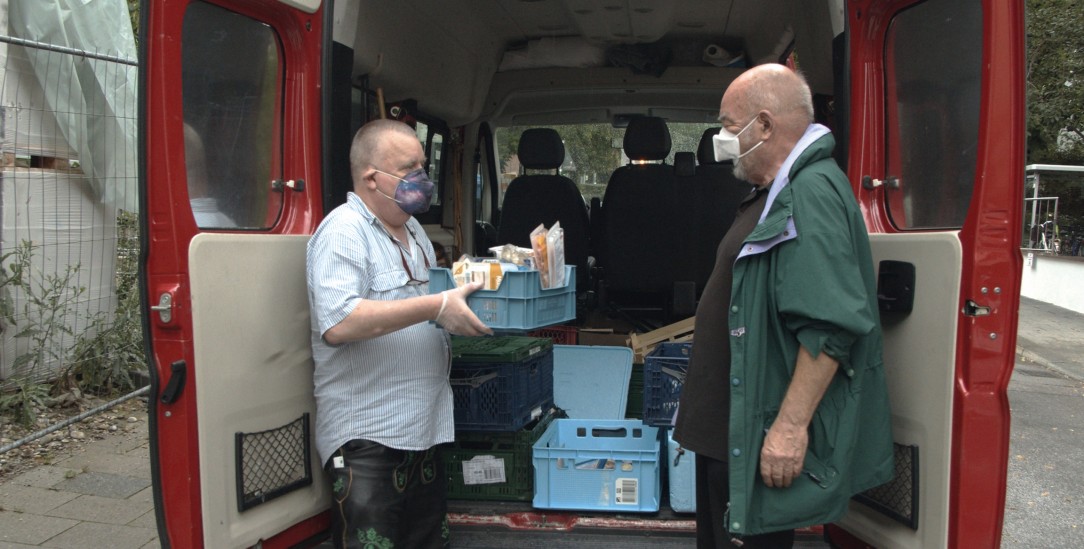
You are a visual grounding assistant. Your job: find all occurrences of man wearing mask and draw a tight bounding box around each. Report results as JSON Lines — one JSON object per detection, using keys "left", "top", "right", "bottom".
{"left": 307, "top": 119, "right": 492, "bottom": 549}
{"left": 673, "top": 64, "right": 893, "bottom": 548}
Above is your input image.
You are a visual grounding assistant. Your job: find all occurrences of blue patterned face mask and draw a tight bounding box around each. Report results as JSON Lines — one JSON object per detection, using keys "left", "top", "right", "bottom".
{"left": 373, "top": 168, "right": 435, "bottom": 215}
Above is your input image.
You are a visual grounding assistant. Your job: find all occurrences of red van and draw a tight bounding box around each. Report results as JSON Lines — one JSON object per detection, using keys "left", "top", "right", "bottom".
{"left": 140, "top": 0, "right": 1025, "bottom": 546}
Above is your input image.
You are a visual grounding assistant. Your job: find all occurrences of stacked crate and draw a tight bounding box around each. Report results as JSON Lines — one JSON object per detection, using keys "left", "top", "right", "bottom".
{"left": 440, "top": 335, "right": 556, "bottom": 501}
{"left": 642, "top": 341, "right": 697, "bottom": 513}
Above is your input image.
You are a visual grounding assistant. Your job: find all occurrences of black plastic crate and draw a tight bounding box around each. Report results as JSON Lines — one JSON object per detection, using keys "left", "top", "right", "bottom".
{"left": 642, "top": 342, "right": 691, "bottom": 426}
{"left": 451, "top": 336, "right": 554, "bottom": 431}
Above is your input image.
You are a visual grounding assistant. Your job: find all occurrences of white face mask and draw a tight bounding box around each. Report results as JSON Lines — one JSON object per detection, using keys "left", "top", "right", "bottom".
{"left": 712, "top": 117, "right": 763, "bottom": 163}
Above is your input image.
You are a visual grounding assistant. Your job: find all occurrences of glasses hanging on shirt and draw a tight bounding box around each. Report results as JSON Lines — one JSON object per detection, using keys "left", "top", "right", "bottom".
{"left": 390, "top": 228, "right": 431, "bottom": 285}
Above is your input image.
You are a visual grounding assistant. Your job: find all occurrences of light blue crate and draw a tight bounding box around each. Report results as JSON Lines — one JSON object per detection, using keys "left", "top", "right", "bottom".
{"left": 532, "top": 419, "right": 660, "bottom": 513}
{"left": 429, "top": 266, "right": 576, "bottom": 331}
{"left": 552, "top": 345, "right": 632, "bottom": 420}
{"left": 666, "top": 429, "right": 697, "bottom": 513}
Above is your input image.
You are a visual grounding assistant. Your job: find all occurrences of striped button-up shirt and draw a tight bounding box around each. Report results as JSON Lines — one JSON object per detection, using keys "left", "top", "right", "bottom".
{"left": 306, "top": 193, "right": 452, "bottom": 466}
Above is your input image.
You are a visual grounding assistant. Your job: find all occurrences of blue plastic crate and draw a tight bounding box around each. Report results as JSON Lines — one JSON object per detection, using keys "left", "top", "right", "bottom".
{"left": 429, "top": 266, "right": 576, "bottom": 331}
{"left": 450, "top": 347, "right": 554, "bottom": 431}
{"left": 532, "top": 419, "right": 660, "bottom": 512}
{"left": 552, "top": 345, "right": 632, "bottom": 420}
{"left": 666, "top": 429, "right": 697, "bottom": 513}
{"left": 642, "top": 342, "right": 691, "bottom": 426}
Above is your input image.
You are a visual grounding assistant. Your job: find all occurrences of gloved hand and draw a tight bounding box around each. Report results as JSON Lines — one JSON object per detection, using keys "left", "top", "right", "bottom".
{"left": 435, "top": 280, "right": 493, "bottom": 336}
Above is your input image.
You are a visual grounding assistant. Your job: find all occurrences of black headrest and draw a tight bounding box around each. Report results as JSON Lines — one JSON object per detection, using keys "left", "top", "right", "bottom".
{"left": 623, "top": 117, "right": 671, "bottom": 161}
{"left": 518, "top": 128, "right": 565, "bottom": 170}
{"left": 698, "top": 127, "right": 725, "bottom": 165}
{"left": 674, "top": 152, "right": 696, "bottom": 177}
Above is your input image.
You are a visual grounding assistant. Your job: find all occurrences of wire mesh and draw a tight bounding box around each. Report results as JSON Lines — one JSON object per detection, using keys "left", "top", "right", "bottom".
{"left": 0, "top": 33, "right": 140, "bottom": 387}
{"left": 855, "top": 443, "right": 919, "bottom": 530}
{"left": 234, "top": 414, "right": 313, "bottom": 512}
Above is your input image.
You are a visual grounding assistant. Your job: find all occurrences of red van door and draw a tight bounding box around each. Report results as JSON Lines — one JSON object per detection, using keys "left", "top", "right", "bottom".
{"left": 140, "top": 1, "right": 325, "bottom": 547}
{"left": 830, "top": 0, "right": 1024, "bottom": 547}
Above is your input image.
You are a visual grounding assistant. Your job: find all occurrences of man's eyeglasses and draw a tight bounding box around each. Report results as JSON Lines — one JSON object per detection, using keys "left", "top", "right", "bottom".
{"left": 391, "top": 228, "right": 430, "bottom": 285}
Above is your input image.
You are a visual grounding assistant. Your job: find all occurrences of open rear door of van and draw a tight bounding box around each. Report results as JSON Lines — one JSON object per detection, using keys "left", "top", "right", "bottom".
{"left": 139, "top": 0, "right": 328, "bottom": 547}
{"left": 829, "top": 0, "right": 1025, "bottom": 547}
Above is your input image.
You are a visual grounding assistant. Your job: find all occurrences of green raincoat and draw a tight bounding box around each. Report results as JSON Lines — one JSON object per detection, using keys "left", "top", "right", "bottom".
{"left": 725, "top": 127, "right": 894, "bottom": 535}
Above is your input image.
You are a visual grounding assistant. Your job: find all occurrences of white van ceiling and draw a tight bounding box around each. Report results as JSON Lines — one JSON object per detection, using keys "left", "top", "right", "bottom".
{"left": 332, "top": 0, "right": 843, "bottom": 126}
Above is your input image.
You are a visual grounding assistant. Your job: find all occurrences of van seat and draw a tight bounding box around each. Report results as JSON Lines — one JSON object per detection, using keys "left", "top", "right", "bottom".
{"left": 497, "top": 128, "right": 590, "bottom": 288}
{"left": 597, "top": 116, "right": 679, "bottom": 316}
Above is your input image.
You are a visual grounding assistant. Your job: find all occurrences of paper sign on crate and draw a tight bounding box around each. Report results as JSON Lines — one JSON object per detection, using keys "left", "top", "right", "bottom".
{"left": 462, "top": 455, "right": 507, "bottom": 485}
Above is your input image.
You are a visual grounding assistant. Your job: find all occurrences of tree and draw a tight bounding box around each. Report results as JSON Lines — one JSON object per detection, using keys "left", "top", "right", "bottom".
{"left": 1026, "top": 0, "right": 1084, "bottom": 164}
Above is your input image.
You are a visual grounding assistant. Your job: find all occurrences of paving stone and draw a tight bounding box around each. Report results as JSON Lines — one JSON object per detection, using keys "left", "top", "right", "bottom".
{"left": 45, "top": 494, "right": 150, "bottom": 525}
{"left": 40, "top": 521, "right": 157, "bottom": 549}
{"left": 51, "top": 451, "right": 151, "bottom": 478}
{"left": 0, "top": 510, "right": 77, "bottom": 545}
{"left": 139, "top": 538, "right": 162, "bottom": 549}
{"left": 3, "top": 467, "right": 71, "bottom": 489}
{"left": 84, "top": 432, "right": 147, "bottom": 456}
{"left": 0, "top": 484, "right": 78, "bottom": 514}
{"left": 0, "top": 540, "right": 42, "bottom": 548}
{"left": 128, "top": 485, "right": 154, "bottom": 506}
{"left": 127, "top": 509, "right": 157, "bottom": 529}
{"left": 52, "top": 472, "right": 149, "bottom": 500}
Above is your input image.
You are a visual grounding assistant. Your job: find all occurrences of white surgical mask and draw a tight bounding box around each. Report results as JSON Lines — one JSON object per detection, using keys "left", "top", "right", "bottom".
{"left": 712, "top": 117, "right": 763, "bottom": 163}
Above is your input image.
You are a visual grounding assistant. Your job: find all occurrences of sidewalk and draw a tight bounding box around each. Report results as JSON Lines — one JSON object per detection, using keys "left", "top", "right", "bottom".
{"left": 0, "top": 415, "right": 156, "bottom": 548}
{"left": 0, "top": 297, "right": 1081, "bottom": 548}
{"left": 1015, "top": 296, "right": 1084, "bottom": 382}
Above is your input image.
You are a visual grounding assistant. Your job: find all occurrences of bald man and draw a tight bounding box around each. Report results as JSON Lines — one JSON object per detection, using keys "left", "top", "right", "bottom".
{"left": 674, "top": 64, "right": 893, "bottom": 547}
{"left": 306, "top": 119, "right": 491, "bottom": 549}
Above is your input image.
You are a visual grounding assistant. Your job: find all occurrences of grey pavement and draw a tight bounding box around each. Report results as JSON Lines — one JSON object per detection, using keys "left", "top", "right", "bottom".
{"left": 1015, "top": 297, "right": 1084, "bottom": 382}
{"left": 0, "top": 296, "right": 1080, "bottom": 548}
{"left": 0, "top": 417, "right": 156, "bottom": 548}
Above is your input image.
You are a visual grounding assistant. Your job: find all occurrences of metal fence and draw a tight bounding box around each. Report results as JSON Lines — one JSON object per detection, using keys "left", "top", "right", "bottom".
{"left": 0, "top": 34, "right": 140, "bottom": 388}
{"left": 1022, "top": 196, "right": 1059, "bottom": 252}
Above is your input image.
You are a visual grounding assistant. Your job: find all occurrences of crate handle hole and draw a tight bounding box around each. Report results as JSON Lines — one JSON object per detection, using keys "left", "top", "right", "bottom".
{"left": 591, "top": 427, "right": 627, "bottom": 438}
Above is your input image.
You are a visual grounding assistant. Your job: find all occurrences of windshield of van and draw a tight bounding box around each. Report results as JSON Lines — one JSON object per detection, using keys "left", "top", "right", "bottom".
{"left": 494, "top": 123, "right": 717, "bottom": 207}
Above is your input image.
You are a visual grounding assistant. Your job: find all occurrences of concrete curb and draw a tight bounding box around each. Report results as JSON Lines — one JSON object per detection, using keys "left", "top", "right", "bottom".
{"left": 1015, "top": 344, "right": 1084, "bottom": 383}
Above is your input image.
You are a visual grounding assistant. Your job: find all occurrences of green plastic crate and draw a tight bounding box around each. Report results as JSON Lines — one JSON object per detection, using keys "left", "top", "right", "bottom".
{"left": 451, "top": 335, "right": 553, "bottom": 363}
{"left": 441, "top": 408, "right": 562, "bottom": 501}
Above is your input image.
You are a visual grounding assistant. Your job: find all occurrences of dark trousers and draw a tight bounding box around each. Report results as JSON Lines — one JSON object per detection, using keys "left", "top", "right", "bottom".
{"left": 696, "top": 453, "right": 796, "bottom": 549}
{"left": 325, "top": 439, "right": 450, "bottom": 549}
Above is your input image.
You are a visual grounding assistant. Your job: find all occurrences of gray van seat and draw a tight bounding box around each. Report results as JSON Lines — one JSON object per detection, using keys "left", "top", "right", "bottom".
{"left": 598, "top": 116, "right": 679, "bottom": 303}
{"left": 497, "top": 128, "right": 590, "bottom": 288}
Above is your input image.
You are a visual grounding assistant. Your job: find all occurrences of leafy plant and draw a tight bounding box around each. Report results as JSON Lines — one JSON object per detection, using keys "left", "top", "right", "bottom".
{"left": 0, "top": 240, "right": 83, "bottom": 425}
{"left": 68, "top": 210, "right": 146, "bottom": 395}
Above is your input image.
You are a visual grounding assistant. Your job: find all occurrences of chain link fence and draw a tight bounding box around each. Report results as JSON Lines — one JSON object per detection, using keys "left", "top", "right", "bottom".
{"left": 0, "top": 31, "right": 142, "bottom": 415}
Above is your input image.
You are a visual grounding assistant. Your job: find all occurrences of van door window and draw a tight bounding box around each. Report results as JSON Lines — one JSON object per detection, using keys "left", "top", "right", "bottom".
{"left": 408, "top": 119, "right": 446, "bottom": 224}
{"left": 883, "top": 0, "right": 982, "bottom": 229}
{"left": 182, "top": 2, "right": 283, "bottom": 230}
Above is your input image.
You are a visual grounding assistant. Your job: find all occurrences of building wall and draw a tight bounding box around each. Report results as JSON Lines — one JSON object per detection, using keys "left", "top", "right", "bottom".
{"left": 1020, "top": 252, "right": 1084, "bottom": 315}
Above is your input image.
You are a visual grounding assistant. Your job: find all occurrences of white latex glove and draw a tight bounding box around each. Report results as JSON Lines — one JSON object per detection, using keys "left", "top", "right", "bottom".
{"left": 435, "top": 281, "right": 493, "bottom": 336}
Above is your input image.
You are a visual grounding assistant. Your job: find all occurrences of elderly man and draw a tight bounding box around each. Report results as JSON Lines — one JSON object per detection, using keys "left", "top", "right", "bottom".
{"left": 306, "top": 119, "right": 491, "bottom": 549}
{"left": 674, "top": 64, "right": 893, "bottom": 548}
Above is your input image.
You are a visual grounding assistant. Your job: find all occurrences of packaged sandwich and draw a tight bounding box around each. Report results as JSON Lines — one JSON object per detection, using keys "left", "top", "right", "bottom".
{"left": 530, "top": 224, "right": 550, "bottom": 288}
{"left": 545, "top": 222, "right": 565, "bottom": 288}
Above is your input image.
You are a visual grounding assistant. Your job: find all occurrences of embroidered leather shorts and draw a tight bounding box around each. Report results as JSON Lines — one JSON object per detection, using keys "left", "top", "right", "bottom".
{"left": 325, "top": 439, "right": 450, "bottom": 549}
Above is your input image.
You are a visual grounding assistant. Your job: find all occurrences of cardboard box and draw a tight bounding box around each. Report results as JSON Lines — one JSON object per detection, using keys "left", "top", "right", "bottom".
{"left": 577, "top": 328, "right": 631, "bottom": 348}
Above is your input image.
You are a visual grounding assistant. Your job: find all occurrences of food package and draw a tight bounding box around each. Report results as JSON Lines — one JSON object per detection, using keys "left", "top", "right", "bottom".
{"left": 546, "top": 222, "right": 565, "bottom": 288}
{"left": 529, "top": 223, "right": 565, "bottom": 289}
{"left": 530, "top": 224, "right": 550, "bottom": 288}
{"left": 450, "top": 254, "right": 516, "bottom": 290}
{"left": 488, "top": 244, "right": 534, "bottom": 267}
